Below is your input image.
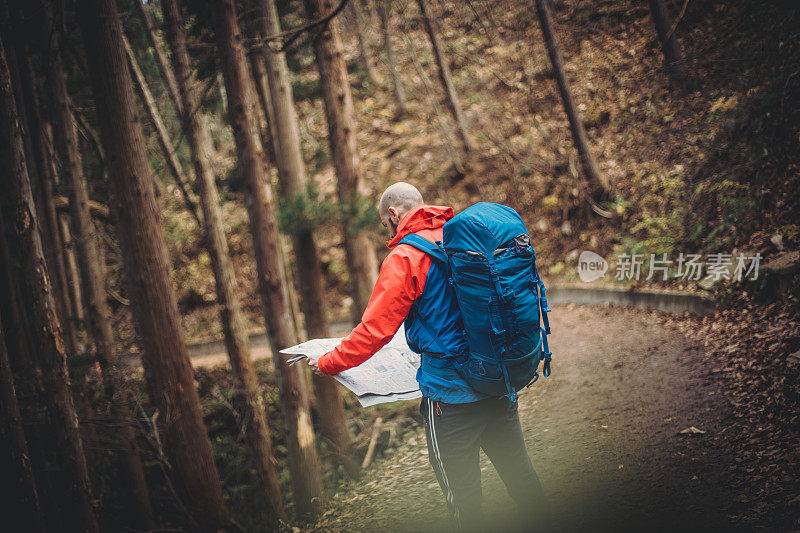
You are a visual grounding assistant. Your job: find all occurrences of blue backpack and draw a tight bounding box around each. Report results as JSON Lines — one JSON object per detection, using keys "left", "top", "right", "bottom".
{"left": 400, "top": 202, "right": 552, "bottom": 402}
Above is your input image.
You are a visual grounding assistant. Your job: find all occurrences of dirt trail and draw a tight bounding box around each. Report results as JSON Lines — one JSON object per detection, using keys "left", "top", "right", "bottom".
{"left": 309, "top": 304, "right": 739, "bottom": 532}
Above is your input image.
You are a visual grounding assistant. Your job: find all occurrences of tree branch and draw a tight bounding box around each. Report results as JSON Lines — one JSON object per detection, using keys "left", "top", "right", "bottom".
{"left": 253, "top": 0, "right": 349, "bottom": 52}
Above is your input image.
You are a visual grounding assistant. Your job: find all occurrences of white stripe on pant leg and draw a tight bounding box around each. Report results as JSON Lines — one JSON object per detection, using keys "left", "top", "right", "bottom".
{"left": 428, "top": 398, "right": 461, "bottom": 528}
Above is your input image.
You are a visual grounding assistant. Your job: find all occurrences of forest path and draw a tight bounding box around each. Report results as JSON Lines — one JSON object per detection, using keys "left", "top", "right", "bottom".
{"left": 308, "top": 304, "right": 738, "bottom": 532}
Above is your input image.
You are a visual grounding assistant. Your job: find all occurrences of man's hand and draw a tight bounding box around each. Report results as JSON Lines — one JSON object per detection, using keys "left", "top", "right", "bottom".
{"left": 307, "top": 354, "right": 324, "bottom": 376}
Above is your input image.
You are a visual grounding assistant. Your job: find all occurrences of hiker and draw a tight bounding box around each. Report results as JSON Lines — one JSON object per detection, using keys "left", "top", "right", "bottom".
{"left": 306, "top": 182, "right": 550, "bottom": 530}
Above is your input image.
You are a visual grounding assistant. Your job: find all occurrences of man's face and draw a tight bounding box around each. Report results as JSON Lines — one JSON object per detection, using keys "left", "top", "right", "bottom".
{"left": 381, "top": 207, "right": 400, "bottom": 238}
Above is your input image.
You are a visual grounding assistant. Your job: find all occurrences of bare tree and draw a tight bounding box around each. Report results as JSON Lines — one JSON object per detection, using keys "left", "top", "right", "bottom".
{"left": 214, "top": 0, "right": 324, "bottom": 519}
{"left": 415, "top": 0, "right": 474, "bottom": 152}
{"left": 533, "top": 0, "right": 609, "bottom": 200}
{"left": 258, "top": 0, "right": 358, "bottom": 476}
{"left": 161, "top": 0, "right": 287, "bottom": 521}
{"left": 38, "top": 2, "right": 156, "bottom": 526}
{"left": 76, "top": 0, "right": 230, "bottom": 528}
{"left": 348, "top": 0, "right": 379, "bottom": 85}
{"left": 647, "top": 0, "right": 687, "bottom": 85}
{"left": 303, "top": 0, "right": 378, "bottom": 322}
{"left": 13, "top": 52, "right": 79, "bottom": 355}
{"left": 133, "top": 0, "right": 183, "bottom": 116}
{"left": 58, "top": 215, "right": 85, "bottom": 326}
{"left": 0, "top": 31, "right": 99, "bottom": 533}
{"left": 378, "top": 1, "right": 408, "bottom": 118}
{"left": 122, "top": 32, "right": 203, "bottom": 226}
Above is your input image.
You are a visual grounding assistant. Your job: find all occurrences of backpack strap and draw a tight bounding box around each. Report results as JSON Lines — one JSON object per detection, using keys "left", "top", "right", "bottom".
{"left": 398, "top": 233, "right": 454, "bottom": 357}
{"left": 532, "top": 268, "right": 552, "bottom": 378}
{"left": 398, "top": 233, "right": 448, "bottom": 264}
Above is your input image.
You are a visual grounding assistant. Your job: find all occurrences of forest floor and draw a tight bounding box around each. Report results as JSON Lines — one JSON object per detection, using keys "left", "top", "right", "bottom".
{"left": 302, "top": 304, "right": 747, "bottom": 532}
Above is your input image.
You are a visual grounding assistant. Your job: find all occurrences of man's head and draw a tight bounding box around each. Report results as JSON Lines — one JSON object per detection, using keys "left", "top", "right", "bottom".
{"left": 379, "top": 182, "right": 424, "bottom": 238}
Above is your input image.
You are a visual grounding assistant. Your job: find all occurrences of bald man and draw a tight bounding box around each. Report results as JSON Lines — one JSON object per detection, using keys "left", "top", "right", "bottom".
{"left": 307, "top": 183, "right": 549, "bottom": 530}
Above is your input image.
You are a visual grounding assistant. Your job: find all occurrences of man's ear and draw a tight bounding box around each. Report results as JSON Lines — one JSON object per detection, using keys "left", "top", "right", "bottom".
{"left": 388, "top": 206, "right": 399, "bottom": 223}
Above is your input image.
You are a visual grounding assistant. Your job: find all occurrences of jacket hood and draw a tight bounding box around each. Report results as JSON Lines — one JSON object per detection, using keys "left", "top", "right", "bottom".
{"left": 387, "top": 204, "right": 454, "bottom": 248}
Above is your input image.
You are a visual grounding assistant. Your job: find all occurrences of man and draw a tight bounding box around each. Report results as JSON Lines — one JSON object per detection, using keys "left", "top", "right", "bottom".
{"left": 307, "top": 182, "right": 549, "bottom": 530}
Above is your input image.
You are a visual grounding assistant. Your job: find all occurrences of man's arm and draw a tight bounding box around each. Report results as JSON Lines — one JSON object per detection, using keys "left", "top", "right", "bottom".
{"left": 316, "top": 247, "right": 430, "bottom": 375}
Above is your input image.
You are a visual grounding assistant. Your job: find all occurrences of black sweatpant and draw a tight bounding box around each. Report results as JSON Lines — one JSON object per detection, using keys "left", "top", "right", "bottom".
{"left": 421, "top": 396, "right": 549, "bottom": 531}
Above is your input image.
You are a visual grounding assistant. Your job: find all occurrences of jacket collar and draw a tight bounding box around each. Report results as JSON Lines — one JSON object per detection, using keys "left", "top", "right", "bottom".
{"left": 387, "top": 204, "right": 454, "bottom": 248}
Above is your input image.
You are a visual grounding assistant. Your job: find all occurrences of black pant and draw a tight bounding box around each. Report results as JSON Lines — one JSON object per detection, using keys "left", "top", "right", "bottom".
{"left": 421, "top": 396, "right": 550, "bottom": 531}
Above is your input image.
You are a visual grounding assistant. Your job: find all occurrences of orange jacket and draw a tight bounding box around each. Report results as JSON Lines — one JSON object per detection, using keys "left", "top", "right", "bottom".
{"left": 318, "top": 204, "right": 454, "bottom": 375}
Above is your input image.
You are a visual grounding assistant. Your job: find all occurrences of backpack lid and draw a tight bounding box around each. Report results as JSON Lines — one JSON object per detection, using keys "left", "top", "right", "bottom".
{"left": 443, "top": 202, "right": 528, "bottom": 257}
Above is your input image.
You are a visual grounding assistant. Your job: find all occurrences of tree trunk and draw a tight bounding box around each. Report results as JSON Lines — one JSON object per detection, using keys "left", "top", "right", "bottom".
{"left": 58, "top": 214, "right": 85, "bottom": 325}
{"left": 378, "top": 2, "right": 408, "bottom": 119}
{"left": 0, "top": 310, "right": 45, "bottom": 532}
{"left": 122, "top": 32, "right": 203, "bottom": 227}
{"left": 0, "top": 32, "right": 99, "bottom": 533}
{"left": 533, "top": 0, "right": 608, "bottom": 199}
{"left": 76, "top": 1, "right": 230, "bottom": 529}
{"left": 39, "top": 3, "right": 156, "bottom": 526}
{"left": 13, "top": 51, "right": 78, "bottom": 355}
{"left": 162, "top": 0, "right": 287, "bottom": 521}
{"left": 647, "top": 0, "right": 687, "bottom": 85}
{"left": 248, "top": 51, "right": 279, "bottom": 164}
{"left": 2, "top": 19, "right": 76, "bottom": 350}
{"left": 134, "top": 0, "right": 183, "bottom": 117}
{"left": 248, "top": 43, "right": 305, "bottom": 344}
{"left": 0, "top": 186, "right": 59, "bottom": 533}
{"left": 415, "top": 0, "right": 474, "bottom": 152}
{"left": 259, "top": 0, "right": 357, "bottom": 476}
{"left": 214, "top": 0, "right": 324, "bottom": 519}
{"left": 303, "top": 0, "right": 378, "bottom": 322}
{"left": 348, "top": 0, "right": 379, "bottom": 86}
{"left": 248, "top": 38, "right": 306, "bottom": 352}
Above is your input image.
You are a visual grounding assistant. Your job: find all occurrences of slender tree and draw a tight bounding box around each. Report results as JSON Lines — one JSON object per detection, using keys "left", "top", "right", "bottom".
{"left": 38, "top": 3, "right": 91, "bottom": 345}
{"left": 533, "top": 0, "right": 608, "bottom": 199}
{"left": 248, "top": 50, "right": 280, "bottom": 161}
{"left": 1, "top": 8, "right": 80, "bottom": 356}
{"left": 214, "top": 0, "right": 324, "bottom": 519}
{"left": 0, "top": 181, "right": 59, "bottom": 533}
{"left": 0, "top": 31, "right": 99, "bottom": 533}
{"left": 647, "top": 0, "right": 687, "bottom": 85}
{"left": 58, "top": 214, "right": 85, "bottom": 326}
{"left": 134, "top": 0, "right": 183, "bottom": 116}
{"left": 303, "top": 0, "right": 378, "bottom": 322}
{"left": 13, "top": 56, "right": 79, "bottom": 355}
{"left": 347, "top": 0, "right": 379, "bottom": 86}
{"left": 38, "top": 2, "right": 156, "bottom": 526}
{"left": 378, "top": 1, "right": 408, "bottom": 118}
{"left": 161, "top": 0, "right": 287, "bottom": 520}
{"left": 246, "top": 49, "right": 308, "bottom": 346}
{"left": 415, "top": 0, "right": 474, "bottom": 152}
{"left": 258, "top": 0, "right": 357, "bottom": 475}
{"left": 76, "top": 0, "right": 230, "bottom": 529}
{"left": 122, "top": 31, "right": 203, "bottom": 226}
{"left": 0, "top": 309, "right": 45, "bottom": 532}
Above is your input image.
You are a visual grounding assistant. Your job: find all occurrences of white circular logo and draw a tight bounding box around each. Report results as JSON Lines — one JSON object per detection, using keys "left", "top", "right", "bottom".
{"left": 577, "top": 251, "right": 607, "bottom": 282}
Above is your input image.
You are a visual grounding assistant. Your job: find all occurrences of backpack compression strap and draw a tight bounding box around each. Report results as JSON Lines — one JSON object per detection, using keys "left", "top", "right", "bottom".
{"left": 532, "top": 267, "right": 552, "bottom": 378}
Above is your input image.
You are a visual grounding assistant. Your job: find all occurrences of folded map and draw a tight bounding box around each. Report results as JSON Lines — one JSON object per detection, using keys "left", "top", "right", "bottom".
{"left": 279, "top": 326, "right": 422, "bottom": 407}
